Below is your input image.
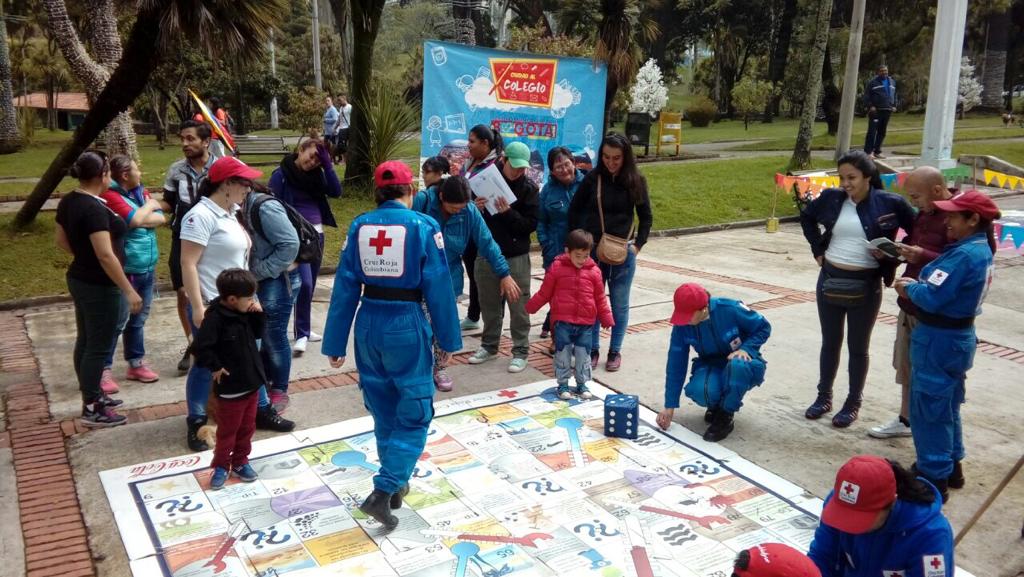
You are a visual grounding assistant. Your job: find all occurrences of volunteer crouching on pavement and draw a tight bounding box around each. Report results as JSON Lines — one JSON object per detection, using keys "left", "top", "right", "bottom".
{"left": 894, "top": 190, "right": 1000, "bottom": 501}
{"left": 322, "top": 161, "right": 461, "bottom": 530}
{"left": 808, "top": 455, "right": 954, "bottom": 577}
{"left": 657, "top": 283, "right": 771, "bottom": 442}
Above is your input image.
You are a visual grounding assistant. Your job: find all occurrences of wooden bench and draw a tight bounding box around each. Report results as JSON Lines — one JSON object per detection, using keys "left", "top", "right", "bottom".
{"left": 235, "top": 136, "right": 288, "bottom": 156}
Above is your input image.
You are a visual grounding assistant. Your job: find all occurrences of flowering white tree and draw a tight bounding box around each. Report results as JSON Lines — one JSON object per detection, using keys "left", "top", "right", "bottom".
{"left": 958, "top": 56, "right": 983, "bottom": 118}
{"left": 629, "top": 59, "right": 669, "bottom": 118}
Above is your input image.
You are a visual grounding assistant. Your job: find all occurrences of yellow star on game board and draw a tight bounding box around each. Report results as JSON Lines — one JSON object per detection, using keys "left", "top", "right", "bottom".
{"left": 154, "top": 480, "right": 183, "bottom": 493}
{"left": 665, "top": 449, "right": 688, "bottom": 462}
{"left": 348, "top": 563, "right": 369, "bottom": 576}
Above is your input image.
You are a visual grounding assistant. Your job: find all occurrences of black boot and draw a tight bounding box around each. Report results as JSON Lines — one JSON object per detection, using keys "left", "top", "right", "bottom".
{"left": 256, "top": 405, "right": 295, "bottom": 432}
{"left": 360, "top": 489, "right": 399, "bottom": 529}
{"left": 703, "top": 411, "right": 735, "bottom": 442}
{"left": 805, "top": 394, "right": 833, "bottom": 420}
{"left": 932, "top": 477, "right": 950, "bottom": 504}
{"left": 187, "top": 417, "right": 209, "bottom": 452}
{"left": 390, "top": 484, "right": 410, "bottom": 509}
{"left": 948, "top": 461, "right": 965, "bottom": 489}
{"left": 704, "top": 407, "right": 718, "bottom": 424}
{"left": 831, "top": 401, "right": 860, "bottom": 428}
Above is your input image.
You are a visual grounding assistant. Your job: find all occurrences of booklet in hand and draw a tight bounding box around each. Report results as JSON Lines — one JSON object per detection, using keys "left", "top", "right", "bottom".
{"left": 467, "top": 163, "right": 517, "bottom": 215}
{"left": 865, "top": 237, "right": 903, "bottom": 260}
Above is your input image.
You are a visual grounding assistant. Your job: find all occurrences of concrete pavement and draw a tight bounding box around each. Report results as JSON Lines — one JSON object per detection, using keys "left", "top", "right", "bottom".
{"left": 2, "top": 215, "right": 1023, "bottom": 576}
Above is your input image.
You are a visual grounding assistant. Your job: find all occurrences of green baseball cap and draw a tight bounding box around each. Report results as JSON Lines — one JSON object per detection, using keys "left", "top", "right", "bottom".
{"left": 504, "top": 141, "right": 531, "bottom": 169}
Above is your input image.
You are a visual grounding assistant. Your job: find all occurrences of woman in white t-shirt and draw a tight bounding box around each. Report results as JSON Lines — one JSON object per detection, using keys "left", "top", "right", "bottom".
{"left": 179, "top": 156, "right": 259, "bottom": 451}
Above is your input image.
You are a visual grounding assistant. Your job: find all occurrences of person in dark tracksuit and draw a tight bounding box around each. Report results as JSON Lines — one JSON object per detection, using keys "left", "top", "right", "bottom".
{"left": 895, "top": 190, "right": 1000, "bottom": 501}
{"left": 322, "top": 161, "right": 461, "bottom": 530}
{"left": 657, "top": 283, "right": 771, "bottom": 442}
{"left": 809, "top": 455, "right": 954, "bottom": 577}
{"left": 863, "top": 65, "right": 896, "bottom": 159}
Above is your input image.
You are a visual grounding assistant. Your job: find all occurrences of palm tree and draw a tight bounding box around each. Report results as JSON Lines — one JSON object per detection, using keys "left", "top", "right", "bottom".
{"left": 0, "top": 8, "right": 23, "bottom": 154}
{"left": 559, "top": 0, "right": 659, "bottom": 132}
{"left": 789, "top": 0, "right": 833, "bottom": 170}
{"left": 14, "top": 0, "right": 285, "bottom": 229}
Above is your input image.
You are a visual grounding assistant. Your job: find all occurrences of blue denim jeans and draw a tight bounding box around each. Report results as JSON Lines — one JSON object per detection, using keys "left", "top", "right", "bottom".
{"left": 294, "top": 233, "right": 325, "bottom": 339}
{"left": 68, "top": 275, "right": 126, "bottom": 403}
{"left": 106, "top": 270, "right": 155, "bottom": 366}
{"left": 554, "top": 322, "right": 592, "bottom": 386}
{"left": 259, "top": 270, "right": 301, "bottom": 393}
{"left": 186, "top": 302, "right": 271, "bottom": 422}
{"left": 591, "top": 247, "right": 636, "bottom": 354}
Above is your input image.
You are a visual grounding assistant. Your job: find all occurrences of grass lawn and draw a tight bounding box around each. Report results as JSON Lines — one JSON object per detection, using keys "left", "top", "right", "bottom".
{"left": 1, "top": 155, "right": 827, "bottom": 301}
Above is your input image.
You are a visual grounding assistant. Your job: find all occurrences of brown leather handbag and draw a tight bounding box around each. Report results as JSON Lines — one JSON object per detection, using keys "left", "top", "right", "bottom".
{"left": 594, "top": 176, "right": 634, "bottom": 265}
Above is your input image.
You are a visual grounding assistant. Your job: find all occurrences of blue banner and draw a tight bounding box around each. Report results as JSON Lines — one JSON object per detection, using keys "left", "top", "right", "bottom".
{"left": 421, "top": 41, "right": 608, "bottom": 186}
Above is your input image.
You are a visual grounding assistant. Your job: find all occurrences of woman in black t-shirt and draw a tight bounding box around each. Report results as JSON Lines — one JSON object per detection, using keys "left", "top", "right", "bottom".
{"left": 55, "top": 150, "right": 142, "bottom": 428}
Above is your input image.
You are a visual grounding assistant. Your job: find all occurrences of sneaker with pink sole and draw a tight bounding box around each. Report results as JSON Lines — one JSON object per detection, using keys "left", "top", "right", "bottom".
{"left": 126, "top": 362, "right": 160, "bottom": 383}
{"left": 100, "top": 368, "right": 120, "bottom": 394}
{"left": 269, "top": 389, "right": 290, "bottom": 412}
{"left": 434, "top": 370, "right": 454, "bottom": 392}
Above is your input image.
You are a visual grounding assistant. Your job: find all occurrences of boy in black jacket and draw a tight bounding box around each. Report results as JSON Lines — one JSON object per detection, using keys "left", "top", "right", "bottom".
{"left": 191, "top": 269, "right": 266, "bottom": 490}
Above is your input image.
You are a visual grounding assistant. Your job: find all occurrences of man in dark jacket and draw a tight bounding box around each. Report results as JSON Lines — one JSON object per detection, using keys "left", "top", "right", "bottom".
{"left": 467, "top": 141, "right": 539, "bottom": 373}
{"left": 863, "top": 65, "right": 897, "bottom": 159}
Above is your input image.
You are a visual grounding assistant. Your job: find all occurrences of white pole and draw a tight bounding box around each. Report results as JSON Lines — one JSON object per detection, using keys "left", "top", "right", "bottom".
{"left": 919, "top": 0, "right": 969, "bottom": 169}
{"left": 311, "top": 0, "right": 323, "bottom": 91}
{"left": 269, "top": 28, "right": 279, "bottom": 130}
{"left": 834, "top": 0, "right": 866, "bottom": 161}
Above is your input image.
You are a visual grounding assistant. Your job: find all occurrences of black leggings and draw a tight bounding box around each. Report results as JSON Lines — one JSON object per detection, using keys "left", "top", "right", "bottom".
{"left": 815, "top": 264, "right": 883, "bottom": 406}
{"left": 463, "top": 240, "right": 480, "bottom": 322}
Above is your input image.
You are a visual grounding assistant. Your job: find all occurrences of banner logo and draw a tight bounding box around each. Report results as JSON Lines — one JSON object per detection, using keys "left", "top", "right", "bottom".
{"left": 488, "top": 59, "right": 558, "bottom": 108}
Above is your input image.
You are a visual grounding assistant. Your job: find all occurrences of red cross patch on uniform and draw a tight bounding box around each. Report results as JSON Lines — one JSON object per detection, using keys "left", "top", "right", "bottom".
{"left": 838, "top": 480, "right": 860, "bottom": 504}
{"left": 359, "top": 225, "right": 406, "bottom": 278}
{"left": 922, "top": 554, "right": 945, "bottom": 577}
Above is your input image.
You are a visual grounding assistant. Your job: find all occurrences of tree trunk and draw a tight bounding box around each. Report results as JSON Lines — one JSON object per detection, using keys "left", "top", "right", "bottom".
{"left": 790, "top": 0, "right": 833, "bottom": 170}
{"left": 980, "top": 9, "right": 1010, "bottom": 111}
{"left": 329, "top": 0, "right": 353, "bottom": 88}
{"left": 13, "top": 5, "right": 163, "bottom": 229}
{"left": 342, "top": 0, "right": 386, "bottom": 187}
{"left": 765, "top": 0, "right": 798, "bottom": 119}
{"left": 821, "top": 40, "right": 841, "bottom": 135}
{"left": 0, "top": 11, "right": 23, "bottom": 154}
{"left": 454, "top": 0, "right": 477, "bottom": 45}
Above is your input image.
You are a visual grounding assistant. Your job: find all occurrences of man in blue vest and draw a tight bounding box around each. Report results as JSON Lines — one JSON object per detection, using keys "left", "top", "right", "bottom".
{"left": 863, "top": 65, "right": 897, "bottom": 159}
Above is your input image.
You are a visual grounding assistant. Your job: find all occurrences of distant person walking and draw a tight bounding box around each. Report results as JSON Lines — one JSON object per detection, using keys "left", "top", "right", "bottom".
{"left": 863, "top": 65, "right": 896, "bottom": 159}
{"left": 332, "top": 95, "right": 352, "bottom": 164}
{"left": 56, "top": 151, "right": 142, "bottom": 427}
{"left": 322, "top": 96, "right": 338, "bottom": 143}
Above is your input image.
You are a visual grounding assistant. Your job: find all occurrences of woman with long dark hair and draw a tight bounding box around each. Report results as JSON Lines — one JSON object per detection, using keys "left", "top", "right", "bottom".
{"left": 267, "top": 136, "right": 342, "bottom": 357}
{"left": 895, "top": 190, "right": 1000, "bottom": 499}
{"left": 56, "top": 150, "right": 142, "bottom": 427}
{"left": 800, "top": 151, "right": 914, "bottom": 427}
{"left": 457, "top": 124, "right": 504, "bottom": 331}
{"left": 568, "top": 133, "right": 653, "bottom": 372}
{"left": 809, "top": 455, "right": 953, "bottom": 576}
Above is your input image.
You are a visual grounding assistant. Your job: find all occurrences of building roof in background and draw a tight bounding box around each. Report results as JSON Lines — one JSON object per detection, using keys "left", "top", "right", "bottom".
{"left": 11, "top": 92, "right": 89, "bottom": 112}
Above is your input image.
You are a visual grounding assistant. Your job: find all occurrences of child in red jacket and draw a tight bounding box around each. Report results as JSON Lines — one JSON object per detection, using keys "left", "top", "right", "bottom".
{"left": 527, "top": 229, "right": 614, "bottom": 399}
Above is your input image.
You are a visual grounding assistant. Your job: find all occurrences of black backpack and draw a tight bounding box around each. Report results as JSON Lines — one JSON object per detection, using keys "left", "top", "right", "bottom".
{"left": 248, "top": 193, "right": 323, "bottom": 264}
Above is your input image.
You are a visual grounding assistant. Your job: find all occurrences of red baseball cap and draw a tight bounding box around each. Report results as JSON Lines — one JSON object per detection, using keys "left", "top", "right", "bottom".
{"left": 733, "top": 543, "right": 821, "bottom": 577}
{"left": 933, "top": 190, "right": 1001, "bottom": 220}
{"left": 671, "top": 283, "right": 710, "bottom": 325}
{"left": 821, "top": 455, "right": 896, "bottom": 534}
{"left": 374, "top": 160, "right": 413, "bottom": 188}
{"left": 207, "top": 156, "right": 262, "bottom": 184}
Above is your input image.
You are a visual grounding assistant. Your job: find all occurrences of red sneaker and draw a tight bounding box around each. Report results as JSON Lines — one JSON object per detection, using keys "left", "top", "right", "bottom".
{"left": 126, "top": 362, "right": 160, "bottom": 383}
{"left": 100, "top": 368, "right": 120, "bottom": 394}
{"left": 605, "top": 352, "right": 622, "bottom": 372}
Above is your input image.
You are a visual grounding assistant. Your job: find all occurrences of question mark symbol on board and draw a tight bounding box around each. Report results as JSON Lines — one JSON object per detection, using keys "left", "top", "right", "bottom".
{"left": 573, "top": 522, "right": 597, "bottom": 538}
{"left": 242, "top": 529, "right": 267, "bottom": 549}
{"left": 412, "top": 467, "right": 432, "bottom": 479}
{"left": 521, "top": 481, "right": 542, "bottom": 494}
{"left": 680, "top": 464, "right": 699, "bottom": 476}
{"left": 595, "top": 521, "right": 620, "bottom": 538}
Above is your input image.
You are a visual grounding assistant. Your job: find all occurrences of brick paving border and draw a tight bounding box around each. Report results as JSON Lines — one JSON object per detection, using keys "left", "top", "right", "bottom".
{"left": 3, "top": 260, "right": 1024, "bottom": 577}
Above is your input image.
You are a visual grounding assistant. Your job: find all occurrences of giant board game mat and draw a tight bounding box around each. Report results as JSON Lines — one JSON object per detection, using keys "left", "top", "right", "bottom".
{"left": 101, "top": 380, "right": 833, "bottom": 577}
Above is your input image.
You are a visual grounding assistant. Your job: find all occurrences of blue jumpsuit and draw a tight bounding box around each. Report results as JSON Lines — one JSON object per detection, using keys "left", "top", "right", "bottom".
{"left": 664, "top": 298, "right": 771, "bottom": 413}
{"left": 904, "top": 231, "right": 993, "bottom": 482}
{"left": 322, "top": 200, "right": 462, "bottom": 494}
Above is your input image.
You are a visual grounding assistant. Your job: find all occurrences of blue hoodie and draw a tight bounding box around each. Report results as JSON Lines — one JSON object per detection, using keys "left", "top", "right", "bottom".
{"left": 413, "top": 185, "right": 509, "bottom": 297}
{"left": 537, "top": 169, "right": 585, "bottom": 268}
{"left": 808, "top": 482, "right": 954, "bottom": 577}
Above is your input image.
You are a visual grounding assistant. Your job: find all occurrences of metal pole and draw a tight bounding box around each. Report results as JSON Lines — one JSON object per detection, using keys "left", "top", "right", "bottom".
{"left": 311, "top": 0, "right": 323, "bottom": 91}
{"left": 269, "top": 28, "right": 279, "bottom": 129}
{"left": 920, "top": 0, "right": 969, "bottom": 169}
{"left": 834, "top": 0, "right": 866, "bottom": 161}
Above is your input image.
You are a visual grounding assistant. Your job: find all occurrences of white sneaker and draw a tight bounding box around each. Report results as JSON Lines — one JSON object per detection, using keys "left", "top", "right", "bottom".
{"left": 468, "top": 349, "right": 497, "bottom": 365}
{"left": 461, "top": 318, "right": 481, "bottom": 331}
{"left": 293, "top": 336, "right": 308, "bottom": 355}
{"left": 508, "top": 358, "right": 528, "bottom": 373}
{"left": 868, "top": 417, "right": 912, "bottom": 439}
{"left": 308, "top": 331, "right": 323, "bottom": 343}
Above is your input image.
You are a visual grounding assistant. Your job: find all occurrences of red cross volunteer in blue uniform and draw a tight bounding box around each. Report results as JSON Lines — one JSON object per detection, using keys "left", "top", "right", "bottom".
{"left": 809, "top": 455, "right": 954, "bottom": 577}
{"left": 322, "top": 161, "right": 461, "bottom": 530}
{"left": 894, "top": 190, "right": 1000, "bottom": 500}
